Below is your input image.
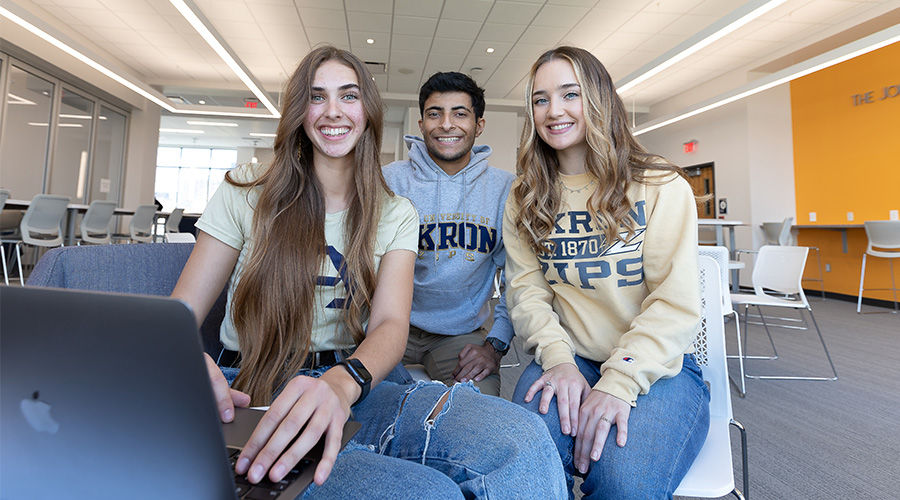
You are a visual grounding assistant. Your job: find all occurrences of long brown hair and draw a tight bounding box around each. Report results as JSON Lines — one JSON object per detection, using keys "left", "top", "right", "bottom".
{"left": 514, "top": 46, "right": 686, "bottom": 254}
{"left": 226, "top": 46, "right": 389, "bottom": 405}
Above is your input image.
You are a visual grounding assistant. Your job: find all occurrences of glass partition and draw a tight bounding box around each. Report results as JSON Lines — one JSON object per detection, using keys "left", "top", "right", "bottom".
{"left": 48, "top": 88, "right": 94, "bottom": 202}
{"left": 0, "top": 65, "right": 54, "bottom": 197}
{"left": 90, "top": 106, "right": 127, "bottom": 203}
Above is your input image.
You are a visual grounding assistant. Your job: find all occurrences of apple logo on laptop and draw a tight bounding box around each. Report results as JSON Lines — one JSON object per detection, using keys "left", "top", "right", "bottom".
{"left": 21, "top": 391, "right": 60, "bottom": 434}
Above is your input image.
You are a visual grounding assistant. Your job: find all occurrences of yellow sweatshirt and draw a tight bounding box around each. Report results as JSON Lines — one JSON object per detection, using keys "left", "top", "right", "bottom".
{"left": 503, "top": 170, "right": 700, "bottom": 406}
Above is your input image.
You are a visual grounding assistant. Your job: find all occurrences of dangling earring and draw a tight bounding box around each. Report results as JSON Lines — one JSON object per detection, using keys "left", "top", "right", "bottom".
{"left": 297, "top": 145, "right": 302, "bottom": 162}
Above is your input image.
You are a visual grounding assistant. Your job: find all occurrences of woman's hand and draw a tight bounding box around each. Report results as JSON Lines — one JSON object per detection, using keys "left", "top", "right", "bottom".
{"left": 573, "top": 390, "right": 630, "bottom": 474}
{"left": 523, "top": 363, "right": 590, "bottom": 437}
{"left": 204, "top": 353, "right": 251, "bottom": 422}
{"left": 234, "top": 369, "right": 356, "bottom": 486}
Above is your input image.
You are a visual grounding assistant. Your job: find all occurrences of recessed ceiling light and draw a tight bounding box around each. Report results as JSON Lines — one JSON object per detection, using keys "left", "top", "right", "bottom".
{"left": 398, "top": 68, "right": 415, "bottom": 75}
{"left": 367, "top": 38, "right": 374, "bottom": 44}
{"left": 248, "top": 132, "right": 277, "bottom": 138}
{"left": 198, "top": 100, "right": 206, "bottom": 104}
{"left": 470, "top": 67, "right": 483, "bottom": 75}
{"left": 486, "top": 48, "right": 494, "bottom": 53}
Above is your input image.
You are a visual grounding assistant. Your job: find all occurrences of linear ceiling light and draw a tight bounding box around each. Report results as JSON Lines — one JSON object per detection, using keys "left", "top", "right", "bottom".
{"left": 632, "top": 26, "right": 900, "bottom": 136}
{"left": 186, "top": 120, "right": 239, "bottom": 127}
{"left": 248, "top": 132, "right": 277, "bottom": 138}
{"left": 616, "top": 0, "right": 789, "bottom": 94}
{"left": 0, "top": 4, "right": 176, "bottom": 112}
{"left": 169, "top": 0, "right": 281, "bottom": 118}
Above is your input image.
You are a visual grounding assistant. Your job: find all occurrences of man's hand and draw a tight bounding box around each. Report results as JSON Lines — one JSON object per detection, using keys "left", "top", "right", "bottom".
{"left": 452, "top": 342, "right": 502, "bottom": 383}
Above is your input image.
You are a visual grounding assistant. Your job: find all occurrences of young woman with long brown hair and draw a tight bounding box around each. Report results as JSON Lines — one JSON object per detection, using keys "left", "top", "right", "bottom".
{"left": 172, "top": 45, "right": 566, "bottom": 500}
{"left": 504, "top": 46, "right": 710, "bottom": 499}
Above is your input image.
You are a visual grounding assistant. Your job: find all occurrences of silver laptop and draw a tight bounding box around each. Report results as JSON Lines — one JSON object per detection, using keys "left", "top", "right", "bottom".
{"left": 0, "top": 286, "right": 360, "bottom": 500}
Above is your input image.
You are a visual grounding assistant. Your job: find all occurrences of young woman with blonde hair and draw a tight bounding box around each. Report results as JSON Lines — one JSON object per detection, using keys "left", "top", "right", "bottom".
{"left": 504, "top": 46, "right": 709, "bottom": 499}
{"left": 173, "top": 45, "right": 565, "bottom": 500}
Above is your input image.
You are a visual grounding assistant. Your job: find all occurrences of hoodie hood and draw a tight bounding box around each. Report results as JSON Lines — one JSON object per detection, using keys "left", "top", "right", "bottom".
{"left": 404, "top": 135, "right": 492, "bottom": 184}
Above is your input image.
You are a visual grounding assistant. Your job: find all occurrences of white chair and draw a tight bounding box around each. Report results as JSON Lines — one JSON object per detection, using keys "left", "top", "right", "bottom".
{"left": 0, "top": 189, "right": 10, "bottom": 285}
{"left": 1, "top": 194, "right": 70, "bottom": 285}
{"left": 114, "top": 205, "right": 157, "bottom": 243}
{"left": 165, "top": 208, "right": 184, "bottom": 233}
{"left": 857, "top": 220, "right": 900, "bottom": 314}
{"left": 762, "top": 217, "right": 825, "bottom": 298}
{"left": 78, "top": 200, "right": 117, "bottom": 245}
{"left": 164, "top": 232, "right": 196, "bottom": 243}
{"left": 674, "top": 256, "right": 748, "bottom": 499}
{"left": 730, "top": 246, "right": 838, "bottom": 381}
{"left": 698, "top": 246, "right": 746, "bottom": 396}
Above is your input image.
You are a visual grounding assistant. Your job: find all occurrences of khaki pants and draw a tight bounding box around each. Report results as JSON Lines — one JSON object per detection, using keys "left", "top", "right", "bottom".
{"left": 402, "top": 325, "right": 501, "bottom": 396}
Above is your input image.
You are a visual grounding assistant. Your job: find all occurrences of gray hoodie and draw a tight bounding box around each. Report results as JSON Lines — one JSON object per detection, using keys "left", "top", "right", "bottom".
{"left": 382, "top": 135, "right": 515, "bottom": 344}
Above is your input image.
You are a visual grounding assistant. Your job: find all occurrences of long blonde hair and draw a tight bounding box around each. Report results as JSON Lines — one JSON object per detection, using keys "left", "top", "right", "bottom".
{"left": 514, "top": 46, "right": 685, "bottom": 254}
{"left": 225, "top": 46, "right": 389, "bottom": 405}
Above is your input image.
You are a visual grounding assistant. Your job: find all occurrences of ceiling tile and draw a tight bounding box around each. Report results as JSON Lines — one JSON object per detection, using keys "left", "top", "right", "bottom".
{"left": 304, "top": 27, "right": 350, "bottom": 48}
{"left": 436, "top": 19, "right": 483, "bottom": 40}
{"left": 659, "top": 13, "right": 718, "bottom": 36}
{"left": 389, "top": 50, "right": 428, "bottom": 68}
{"left": 344, "top": 0, "right": 393, "bottom": 15}
{"left": 202, "top": 1, "right": 253, "bottom": 22}
{"left": 560, "top": 28, "right": 609, "bottom": 50}
{"left": 477, "top": 23, "right": 527, "bottom": 43}
{"left": 393, "top": 16, "right": 439, "bottom": 37}
{"left": 574, "top": 8, "right": 636, "bottom": 31}
{"left": 486, "top": 1, "right": 542, "bottom": 25}
{"left": 292, "top": 0, "right": 345, "bottom": 9}
{"left": 212, "top": 19, "right": 267, "bottom": 40}
{"left": 115, "top": 10, "right": 177, "bottom": 31}
{"left": 297, "top": 7, "right": 346, "bottom": 29}
{"left": 532, "top": 4, "right": 590, "bottom": 28}
{"left": 545, "top": 0, "right": 601, "bottom": 6}
{"left": 430, "top": 37, "right": 474, "bottom": 56}
{"left": 519, "top": 25, "right": 569, "bottom": 46}
{"left": 652, "top": 0, "right": 705, "bottom": 14}
{"left": 394, "top": 0, "right": 443, "bottom": 18}
{"left": 689, "top": 0, "right": 750, "bottom": 16}
{"left": 347, "top": 46, "right": 391, "bottom": 63}
{"left": 391, "top": 34, "right": 434, "bottom": 52}
{"left": 61, "top": 7, "right": 128, "bottom": 27}
{"left": 507, "top": 42, "right": 550, "bottom": 61}
{"left": 347, "top": 12, "right": 392, "bottom": 33}
{"left": 617, "top": 10, "right": 682, "bottom": 34}
{"left": 249, "top": 4, "right": 302, "bottom": 25}
{"left": 440, "top": 0, "right": 493, "bottom": 22}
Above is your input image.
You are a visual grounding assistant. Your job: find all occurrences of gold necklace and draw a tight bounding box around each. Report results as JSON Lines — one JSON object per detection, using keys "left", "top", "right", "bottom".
{"left": 559, "top": 179, "right": 594, "bottom": 194}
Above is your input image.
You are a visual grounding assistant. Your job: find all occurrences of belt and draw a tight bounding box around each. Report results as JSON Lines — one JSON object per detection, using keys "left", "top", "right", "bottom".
{"left": 216, "top": 348, "right": 350, "bottom": 370}
{"left": 302, "top": 349, "right": 350, "bottom": 369}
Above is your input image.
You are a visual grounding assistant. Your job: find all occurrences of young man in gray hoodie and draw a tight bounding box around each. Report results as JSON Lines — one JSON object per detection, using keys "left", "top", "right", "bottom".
{"left": 382, "top": 72, "right": 515, "bottom": 396}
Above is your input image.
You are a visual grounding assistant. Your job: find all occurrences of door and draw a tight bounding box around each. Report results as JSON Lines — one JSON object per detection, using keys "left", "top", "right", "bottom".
{"left": 685, "top": 163, "right": 715, "bottom": 219}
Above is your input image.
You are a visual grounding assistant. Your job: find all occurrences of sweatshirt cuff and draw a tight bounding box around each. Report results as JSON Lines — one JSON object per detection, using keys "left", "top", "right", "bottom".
{"left": 593, "top": 370, "right": 639, "bottom": 407}
{"left": 538, "top": 341, "right": 577, "bottom": 371}
{"left": 486, "top": 319, "right": 514, "bottom": 345}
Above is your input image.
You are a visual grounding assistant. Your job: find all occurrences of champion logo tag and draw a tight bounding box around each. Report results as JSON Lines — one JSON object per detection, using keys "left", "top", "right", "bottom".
{"left": 622, "top": 357, "right": 635, "bottom": 363}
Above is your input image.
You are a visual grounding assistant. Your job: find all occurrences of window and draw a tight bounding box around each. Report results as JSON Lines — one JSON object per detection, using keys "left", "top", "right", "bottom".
{"left": 155, "top": 147, "right": 237, "bottom": 213}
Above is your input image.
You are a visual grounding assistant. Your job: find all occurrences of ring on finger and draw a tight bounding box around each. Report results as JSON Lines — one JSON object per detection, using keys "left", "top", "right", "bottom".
{"left": 544, "top": 380, "right": 554, "bottom": 389}
{"left": 600, "top": 416, "right": 613, "bottom": 425}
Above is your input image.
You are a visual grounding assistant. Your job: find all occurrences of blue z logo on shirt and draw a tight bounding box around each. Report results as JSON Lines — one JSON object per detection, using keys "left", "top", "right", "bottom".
{"left": 317, "top": 246, "right": 351, "bottom": 309}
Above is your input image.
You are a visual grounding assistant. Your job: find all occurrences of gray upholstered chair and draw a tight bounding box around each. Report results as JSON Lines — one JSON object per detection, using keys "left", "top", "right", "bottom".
{"left": 26, "top": 243, "right": 227, "bottom": 360}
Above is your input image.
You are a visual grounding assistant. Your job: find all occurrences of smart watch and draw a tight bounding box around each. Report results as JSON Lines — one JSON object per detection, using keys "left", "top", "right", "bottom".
{"left": 486, "top": 337, "right": 510, "bottom": 356}
{"left": 336, "top": 358, "right": 371, "bottom": 406}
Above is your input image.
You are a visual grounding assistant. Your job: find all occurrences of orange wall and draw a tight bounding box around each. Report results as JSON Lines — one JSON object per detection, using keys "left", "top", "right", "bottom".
{"left": 791, "top": 42, "right": 900, "bottom": 301}
{"left": 792, "top": 42, "right": 900, "bottom": 225}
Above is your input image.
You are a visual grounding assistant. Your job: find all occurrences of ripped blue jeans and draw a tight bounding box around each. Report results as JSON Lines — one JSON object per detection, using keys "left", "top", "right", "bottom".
{"left": 220, "top": 368, "right": 568, "bottom": 500}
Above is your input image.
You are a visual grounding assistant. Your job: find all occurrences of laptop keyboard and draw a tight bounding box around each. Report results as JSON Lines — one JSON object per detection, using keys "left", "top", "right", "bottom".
{"left": 228, "top": 447, "right": 313, "bottom": 499}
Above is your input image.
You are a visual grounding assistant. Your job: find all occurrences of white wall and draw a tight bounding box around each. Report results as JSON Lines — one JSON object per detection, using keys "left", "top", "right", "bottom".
{"left": 639, "top": 84, "right": 796, "bottom": 286}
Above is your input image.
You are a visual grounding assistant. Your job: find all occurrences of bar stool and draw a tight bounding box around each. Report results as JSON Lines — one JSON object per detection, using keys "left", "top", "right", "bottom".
{"left": 857, "top": 220, "right": 900, "bottom": 313}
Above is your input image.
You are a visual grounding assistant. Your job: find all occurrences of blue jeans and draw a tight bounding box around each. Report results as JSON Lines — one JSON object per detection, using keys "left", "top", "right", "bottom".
{"left": 512, "top": 355, "right": 710, "bottom": 500}
{"left": 221, "top": 367, "right": 567, "bottom": 499}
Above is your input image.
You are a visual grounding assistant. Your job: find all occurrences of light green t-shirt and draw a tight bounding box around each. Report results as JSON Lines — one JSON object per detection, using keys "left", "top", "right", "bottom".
{"left": 195, "top": 164, "right": 419, "bottom": 352}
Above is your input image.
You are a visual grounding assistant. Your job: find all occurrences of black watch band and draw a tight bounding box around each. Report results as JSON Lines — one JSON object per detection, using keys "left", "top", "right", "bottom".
{"left": 486, "top": 337, "right": 510, "bottom": 356}
{"left": 336, "top": 358, "right": 371, "bottom": 406}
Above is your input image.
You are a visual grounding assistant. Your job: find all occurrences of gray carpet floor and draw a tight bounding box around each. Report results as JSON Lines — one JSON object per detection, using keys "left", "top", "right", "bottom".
{"left": 497, "top": 298, "right": 900, "bottom": 500}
